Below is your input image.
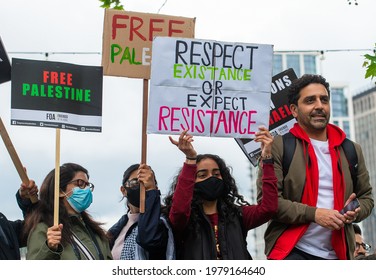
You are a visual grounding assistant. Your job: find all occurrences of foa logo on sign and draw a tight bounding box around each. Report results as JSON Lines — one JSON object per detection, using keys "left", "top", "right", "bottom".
{"left": 46, "top": 113, "right": 68, "bottom": 121}
{"left": 46, "top": 113, "right": 56, "bottom": 120}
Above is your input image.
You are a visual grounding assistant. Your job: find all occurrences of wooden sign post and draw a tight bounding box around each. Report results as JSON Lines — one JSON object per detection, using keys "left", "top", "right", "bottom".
{"left": 0, "top": 117, "right": 38, "bottom": 203}
{"left": 54, "top": 128, "right": 61, "bottom": 226}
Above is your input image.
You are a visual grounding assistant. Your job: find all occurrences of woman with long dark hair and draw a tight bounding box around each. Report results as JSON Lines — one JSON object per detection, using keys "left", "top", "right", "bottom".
{"left": 164, "top": 127, "right": 278, "bottom": 259}
{"left": 23, "top": 163, "right": 112, "bottom": 260}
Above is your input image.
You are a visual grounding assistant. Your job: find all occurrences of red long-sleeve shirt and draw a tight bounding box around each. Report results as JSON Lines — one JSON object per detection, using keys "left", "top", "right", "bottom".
{"left": 169, "top": 162, "right": 278, "bottom": 232}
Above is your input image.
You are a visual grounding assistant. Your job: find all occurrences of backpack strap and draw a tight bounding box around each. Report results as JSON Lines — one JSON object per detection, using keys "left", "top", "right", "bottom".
{"left": 72, "top": 231, "right": 96, "bottom": 260}
{"left": 282, "top": 134, "right": 358, "bottom": 188}
{"left": 282, "top": 132, "right": 296, "bottom": 178}
{"left": 341, "top": 138, "right": 358, "bottom": 188}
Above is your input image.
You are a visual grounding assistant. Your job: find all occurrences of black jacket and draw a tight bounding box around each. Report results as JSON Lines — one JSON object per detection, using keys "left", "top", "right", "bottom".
{"left": 0, "top": 213, "right": 23, "bottom": 260}
{"left": 175, "top": 203, "right": 251, "bottom": 260}
{"left": 0, "top": 191, "right": 36, "bottom": 260}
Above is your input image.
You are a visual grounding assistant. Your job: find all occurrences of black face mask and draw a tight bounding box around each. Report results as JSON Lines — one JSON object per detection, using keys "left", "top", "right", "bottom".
{"left": 126, "top": 185, "right": 140, "bottom": 208}
{"left": 194, "top": 177, "right": 225, "bottom": 201}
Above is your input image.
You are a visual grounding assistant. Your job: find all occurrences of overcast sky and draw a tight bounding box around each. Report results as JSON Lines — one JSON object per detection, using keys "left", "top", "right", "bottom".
{"left": 1, "top": 0, "right": 375, "bottom": 228}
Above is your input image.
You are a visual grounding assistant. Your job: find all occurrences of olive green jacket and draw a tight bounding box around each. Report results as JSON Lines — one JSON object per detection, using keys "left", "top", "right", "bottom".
{"left": 257, "top": 134, "right": 374, "bottom": 259}
{"left": 26, "top": 216, "right": 112, "bottom": 260}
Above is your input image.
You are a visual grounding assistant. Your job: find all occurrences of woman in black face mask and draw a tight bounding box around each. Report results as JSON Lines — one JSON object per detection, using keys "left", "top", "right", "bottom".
{"left": 107, "top": 163, "right": 175, "bottom": 260}
{"left": 164, "top": 126, "right": 278, "bottom": 260}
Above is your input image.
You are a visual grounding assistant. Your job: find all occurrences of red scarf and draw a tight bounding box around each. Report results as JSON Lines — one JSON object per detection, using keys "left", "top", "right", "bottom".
{"left": 268, "top": 123, "right": 348, "bottom": 260}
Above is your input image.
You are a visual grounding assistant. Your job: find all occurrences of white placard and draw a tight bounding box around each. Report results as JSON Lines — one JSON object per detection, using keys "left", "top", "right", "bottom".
{"left": 148, "top": 37, "right": 273, "bottom": 138}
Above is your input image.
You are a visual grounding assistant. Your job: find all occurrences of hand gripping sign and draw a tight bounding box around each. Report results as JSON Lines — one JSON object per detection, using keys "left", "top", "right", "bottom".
{"left": 235, "top": 68, "right": 298, "bottom": 166}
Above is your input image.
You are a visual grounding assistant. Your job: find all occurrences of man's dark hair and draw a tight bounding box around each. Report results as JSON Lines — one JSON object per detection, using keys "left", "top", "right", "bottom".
{"left": 288, "top": 74, "right": 330, "bottom": 106}
{"left": 353, "top": 223, "right": 362, "bottom": 235}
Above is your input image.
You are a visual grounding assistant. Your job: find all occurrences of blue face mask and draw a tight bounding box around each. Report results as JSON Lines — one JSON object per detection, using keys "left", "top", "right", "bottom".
{"left": 66, "top": 187, "right": 93, "bottom": 213}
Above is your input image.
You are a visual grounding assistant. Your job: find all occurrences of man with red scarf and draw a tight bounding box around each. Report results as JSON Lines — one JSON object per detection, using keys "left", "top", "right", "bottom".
{"left": 257, "top": 74, "right": 374, "bottom": 260}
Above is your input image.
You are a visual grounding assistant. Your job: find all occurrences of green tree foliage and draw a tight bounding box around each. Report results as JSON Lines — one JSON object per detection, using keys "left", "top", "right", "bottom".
{"left": 363, "top": 44, "right": 376, "bottom": 84}
{"left": 99, "top": 0, "right": 124, "bottom": 10}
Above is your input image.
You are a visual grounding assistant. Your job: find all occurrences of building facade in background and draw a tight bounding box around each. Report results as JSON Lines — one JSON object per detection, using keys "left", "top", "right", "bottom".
{"left": 272, "top": 52, "right": 318, "bottom": 78}
{"left": 352, "top": 86, "right": 376, "bottom": 251}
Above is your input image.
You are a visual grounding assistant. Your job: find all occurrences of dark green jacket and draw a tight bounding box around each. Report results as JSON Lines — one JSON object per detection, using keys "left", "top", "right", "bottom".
{"left": 26, "top": 216, "right": 112, "bottom": 260}
{"left": 257, "top": 134, "right": 374, "bottom": 259}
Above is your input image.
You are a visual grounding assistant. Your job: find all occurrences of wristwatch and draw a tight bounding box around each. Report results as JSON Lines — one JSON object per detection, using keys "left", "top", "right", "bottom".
{"left": 262, "top": 157, "right": 274, "bottom": 164}
{"left": 261, "top": 154, "right": 274, "bottom": 164}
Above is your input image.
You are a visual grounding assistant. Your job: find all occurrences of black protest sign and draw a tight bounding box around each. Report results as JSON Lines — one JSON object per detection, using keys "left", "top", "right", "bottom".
{"left": 0, "top": 37, "right": 11, "bottom": 84}
{"left": 268, "top": 68, "right": 298, "bottom": 130}
{"left": 11, "top": 58, "right": 103, "bottom": 132}
{"left": 235, "top": 68, "right": 298, "bottom": 166}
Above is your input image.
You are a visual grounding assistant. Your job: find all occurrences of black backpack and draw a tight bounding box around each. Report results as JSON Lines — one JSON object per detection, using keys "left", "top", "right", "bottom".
{"left": 282, "top": 132, "right": 358, "bottom": 187}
